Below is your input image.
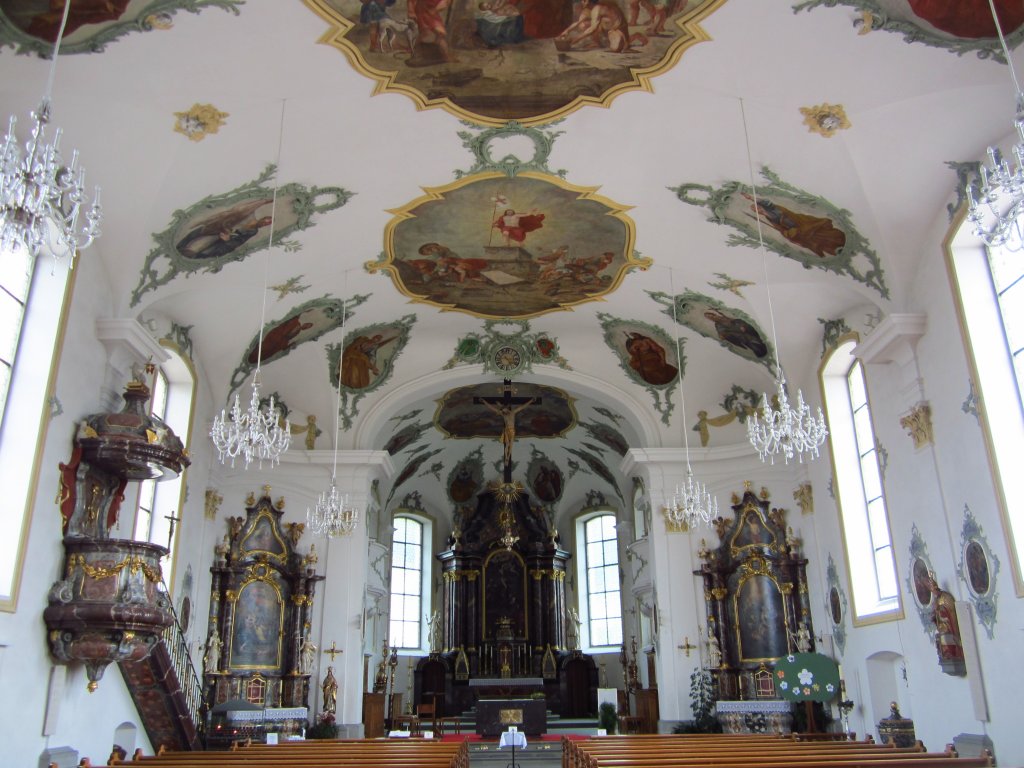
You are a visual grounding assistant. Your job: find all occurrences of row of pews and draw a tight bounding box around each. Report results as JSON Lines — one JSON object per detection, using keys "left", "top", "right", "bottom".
{"left": 562, "top": 734, "right": 996, "bottom": 768}
{"left": 71, "top": 738, "right": 469, "bottom": 768}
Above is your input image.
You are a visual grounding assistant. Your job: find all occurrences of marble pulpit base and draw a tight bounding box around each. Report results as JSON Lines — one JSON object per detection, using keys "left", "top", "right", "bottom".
{"left": 716, "top": 700, "right": 792, "bottom": 735}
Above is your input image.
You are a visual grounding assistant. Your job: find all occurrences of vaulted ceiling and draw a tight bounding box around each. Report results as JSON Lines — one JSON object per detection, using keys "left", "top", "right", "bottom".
{"left": 0, "top": 0, "right": 1014, "bottom": 524}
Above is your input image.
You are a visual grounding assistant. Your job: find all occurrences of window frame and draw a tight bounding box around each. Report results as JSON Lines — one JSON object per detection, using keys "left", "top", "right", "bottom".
{"left": 125, "top": 340, "right": 196, "bottom": 593}
{"left": 821, "top": 335, "right": 902, "bottom": 624}
{"left": 574, "top": 508, "right": 624, "bottom": 652}
{"left": 945, "top": 211, "right": 1024, "bottom": 596}
{"left": 387, "top": 511, "right": 433, "bottom": 654}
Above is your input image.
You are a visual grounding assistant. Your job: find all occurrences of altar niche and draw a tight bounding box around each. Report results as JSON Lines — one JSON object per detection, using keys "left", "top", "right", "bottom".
{"left": 695, "top": 485, "right": 813, "bottom": 703}
{"left": 204, "top": 490, "right": 323, "bottom": 728}
{"left": 430, "top": 479, "right": 598, "bottom": 717}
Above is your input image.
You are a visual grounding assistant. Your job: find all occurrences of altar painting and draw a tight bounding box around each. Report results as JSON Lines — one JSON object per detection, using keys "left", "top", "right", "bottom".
{"left": 304, "top": 0, "right": 726, "bottom": 125}
{"left": 483, "top": 549, "right": 527, "bottom": 638}
{"left": 229, "top": 579, "right": 284, "bottom": 670}
{"left": 370, "top": 173, "right": 646, "bottom": 319}
{"left": 734, "top": 573, "right": 787, "bottom": 663}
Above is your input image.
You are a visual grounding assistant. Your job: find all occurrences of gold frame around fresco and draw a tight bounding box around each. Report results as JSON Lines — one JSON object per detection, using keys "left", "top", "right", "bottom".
{"left": 302, "top": 0, "right": 728, "bottom": 127}
{"left": 371, "top": 172, "right": 647, "bottom": 320}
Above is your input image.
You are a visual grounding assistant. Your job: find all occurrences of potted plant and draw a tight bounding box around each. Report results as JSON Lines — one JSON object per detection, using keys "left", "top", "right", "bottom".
{"left": 599, "top": 701, "right": 618, "bottom": 734}
{"left": 306, "top": 712, "right": 339, "bottom": 740}
{"left": 673, "top": 670, "right": 721, "bottom": 734}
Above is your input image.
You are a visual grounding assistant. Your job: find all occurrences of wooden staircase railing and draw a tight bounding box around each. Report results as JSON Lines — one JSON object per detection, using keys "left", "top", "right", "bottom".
{"left": 118, "top": 582, "right": 205, "bottom": 751}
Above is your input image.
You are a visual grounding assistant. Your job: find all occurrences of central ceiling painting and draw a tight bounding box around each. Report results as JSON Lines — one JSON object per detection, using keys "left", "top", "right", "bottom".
{"left": 370, "top": 172, "right": 647, "bottom": 319}
{"left": 304, "top": 0, "right": 726, "bottom": 123}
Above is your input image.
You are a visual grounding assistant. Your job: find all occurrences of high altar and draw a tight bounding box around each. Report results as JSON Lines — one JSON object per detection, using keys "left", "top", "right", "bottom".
{"left": 415, "top": 479, "right": 597, "bottom": 719}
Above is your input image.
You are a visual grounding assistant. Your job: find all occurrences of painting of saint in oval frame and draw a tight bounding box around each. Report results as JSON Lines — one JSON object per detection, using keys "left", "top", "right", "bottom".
{"left": 304, "top": 0, "right": 727, "bottom": 125}
{"left": 370, "top": 172, "right": 647, "bottom": 319}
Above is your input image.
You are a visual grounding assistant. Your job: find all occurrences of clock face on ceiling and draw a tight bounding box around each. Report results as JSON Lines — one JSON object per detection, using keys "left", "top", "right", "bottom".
{"left": 494, "top": 345, "right": 523, "bottom": 373}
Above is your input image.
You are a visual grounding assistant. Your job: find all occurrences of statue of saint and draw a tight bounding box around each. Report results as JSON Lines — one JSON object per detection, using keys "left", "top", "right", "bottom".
{"left": 299, "top": 635, "right": 317, "bottom": 675}
{"left": 566, "top": 606, "right": 582, "bottom": 651}
{"left": 790, "top": 621, "right": 812, "bottom": 653}
{"left": 322, "top": 666, "right": 339, "bottom": 714}
{"left": 707, "top": 626, "right": 722, "bottom": 668}
{"left": 927, "top": 572, "right": 965, "bottom": 672}
{"left": 203, "top": 630, "right": 222, "bottom": 675}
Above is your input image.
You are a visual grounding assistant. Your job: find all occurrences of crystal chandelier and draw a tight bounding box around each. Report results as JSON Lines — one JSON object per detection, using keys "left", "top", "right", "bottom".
{"left": 966, "top": 0, "right": 1024, "bottom": 249}
{"left": 664, "top": 468, "right": 718, "bottom": 531}
{"left": 663, "top": 268, "right": 717, "bottom": 529}
{"left": 739, "top": 99, "right": 828, "bottom": 464}
{"left": 0, "top": 1, "right": 102, "bottom": 263}
{"left": 210, "top": 102, "right": 291, "bottom": 469}
{"left": 747, "top": 373, "right": 828, "bottom": 464}
{"left": 307, "top": 274, "right": 360, "bottom": 537}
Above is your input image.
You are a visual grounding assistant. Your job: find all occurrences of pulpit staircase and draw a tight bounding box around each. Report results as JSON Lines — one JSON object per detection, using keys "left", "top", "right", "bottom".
{"left": 118, "top": 584, "right": 205, "bottom": 752}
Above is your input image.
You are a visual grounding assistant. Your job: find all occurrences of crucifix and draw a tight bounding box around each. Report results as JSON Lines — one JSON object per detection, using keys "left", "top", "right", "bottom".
{"left": 474, "top": 379, "right": 539, "bottom": 483}
{"left": 677, "top": 636, "right": 697, "bottom": 657}
{"left": 323, "top": 641, "right": 343, "bottom": 662}
{"left": 164, "top": 511, "right": 182, "bottom": 551}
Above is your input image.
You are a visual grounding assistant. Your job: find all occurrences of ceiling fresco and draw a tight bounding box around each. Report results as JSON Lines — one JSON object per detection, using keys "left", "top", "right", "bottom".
{"left": 304, "top": 0, "right": 726, "bottom": 124}
{"left": 370, "top": 172, "right": 647, "bottom": 318}
{"left": 435, "top": 382, "right": 576, "bottom": 439}
{"left": 794, "top": 0, "right": 1024, "bottom": 60}
{"left": 0, "top": 0, "right": 242, "bottom": 54}
{"left": 673, "top": 168, "right": 888, "bottom": 298}
{"left": 597, "top": 312, "right": 681, "bottom": 424}
{"left": 132, "top": 165, "right": 353, "bottom": 307}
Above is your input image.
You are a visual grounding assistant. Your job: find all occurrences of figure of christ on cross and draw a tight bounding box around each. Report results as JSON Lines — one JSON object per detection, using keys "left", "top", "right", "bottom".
{"left": 475, "top": 379, "right": 540, "bottom": 483}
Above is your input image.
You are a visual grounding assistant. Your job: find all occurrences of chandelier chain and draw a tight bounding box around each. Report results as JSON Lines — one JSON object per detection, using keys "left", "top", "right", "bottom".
{"left": 663, "top": 267, "right": 717, "bottom": 529}
{"left": 210, "top": 100, "right": 291, "bottom": 469}
{"left": 738, "top": 98, "right": 828, "bottom": 464}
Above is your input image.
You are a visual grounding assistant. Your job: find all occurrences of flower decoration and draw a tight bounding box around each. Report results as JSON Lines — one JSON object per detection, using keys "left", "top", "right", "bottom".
{"left": 798, "top": 668, "right": 814, "bottom": 686}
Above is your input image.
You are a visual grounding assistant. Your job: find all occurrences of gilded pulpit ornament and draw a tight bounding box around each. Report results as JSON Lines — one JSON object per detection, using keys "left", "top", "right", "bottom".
{"left": 799, "top": 103, "right": 851, "bottom": 138}
{"left": 899, "top": 403, "right": 933, "bottom": 449}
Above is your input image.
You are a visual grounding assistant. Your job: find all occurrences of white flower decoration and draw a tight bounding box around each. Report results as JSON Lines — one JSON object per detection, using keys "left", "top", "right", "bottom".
{"left": 798, "top": 668, "right": 814, "bottom": 686}
{"left": 787, "top": 655, "right": 795, "bottom": 663}
{"left": 826, "top": 683, "right": 835, "bottom": 693}
{"left": 779, "top": 681, "right": 788, "bottom": 690}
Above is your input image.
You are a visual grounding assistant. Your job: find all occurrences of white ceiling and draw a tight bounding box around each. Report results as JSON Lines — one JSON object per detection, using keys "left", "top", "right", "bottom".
{"left": 0, "top": 0, "right": 1013, "bottom": 519}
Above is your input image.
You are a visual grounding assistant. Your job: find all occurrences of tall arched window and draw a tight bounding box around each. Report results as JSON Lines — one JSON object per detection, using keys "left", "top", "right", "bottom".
{"left": 0, "top": 255, "right": 74, "bottom": 611}
{"left": 576, "top": 511, "right": 623, "bottom": 650}
{"left": 388, "top": 513, "right": 432, "bottom": 651}
{"left": 822, "top": 339, "right": 899, "bottom": 620}
{"left": 947, "top": 218, "right": 1024, "bottom": 595}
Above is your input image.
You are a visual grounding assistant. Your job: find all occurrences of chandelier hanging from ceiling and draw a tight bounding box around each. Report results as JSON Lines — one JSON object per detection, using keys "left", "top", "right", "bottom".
{"left": 210, "top": 102, "right": 291, "bottom": 469}
{"left": 307, "top": 271, "right": 359, "bottom": 537}
{"left": 966, "top": 0, "right": 1024, "bottom": 249}
{"left": 663, "top": 267, "right": 717, "bottom": 530}
{"left": 0, "top": 1, "right": 102, "bottom": 263}
{"left": 737, "top": 99, "right": 828, "bottom": 464}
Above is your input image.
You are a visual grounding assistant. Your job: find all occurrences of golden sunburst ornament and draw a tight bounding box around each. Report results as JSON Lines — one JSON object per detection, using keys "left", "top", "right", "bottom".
{"left": 799, "top": 103, "right": 851, "bottom": 138}
{"left": 173, "top": 103, "right": 229, "bottom": 142}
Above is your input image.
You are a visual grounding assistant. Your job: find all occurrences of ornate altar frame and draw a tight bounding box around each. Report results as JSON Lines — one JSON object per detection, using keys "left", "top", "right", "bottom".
{"left": 695, "top": 484, "right": 813, "bottom": 703}
{"left": 205, "top": 489, "right": 322, "bottom": 715}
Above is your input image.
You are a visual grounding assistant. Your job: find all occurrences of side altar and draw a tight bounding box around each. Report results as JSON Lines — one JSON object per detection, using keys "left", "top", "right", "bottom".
{"left": 695, "top": 484, "right": 815, "bottom": 733}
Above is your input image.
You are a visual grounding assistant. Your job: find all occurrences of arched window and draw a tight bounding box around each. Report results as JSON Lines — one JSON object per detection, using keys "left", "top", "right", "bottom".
{"left": 128, "top": 345, "right": 195, "bottom": 588}
{"left": 388, "top": 513, "right": 432, "bottom": 651}
{"left": 822, "top": 339, "right": 899, "bottom": 620}
{"left": 575, "top": 511, "right": 623, "bottom": 650}
{"left": 947, "top": 219, "right": 1024, "bottom": 595}
{"left": 0, "top": 255, "right": 74, "bottom": 610}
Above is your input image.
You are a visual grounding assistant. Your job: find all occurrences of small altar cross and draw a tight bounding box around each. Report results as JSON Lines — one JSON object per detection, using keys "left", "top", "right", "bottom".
{"left": 677, "top": 636, "right": 697, "bottom": 657}
{"left": 323, "top": 641, "right": 343, "bottom": 662}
